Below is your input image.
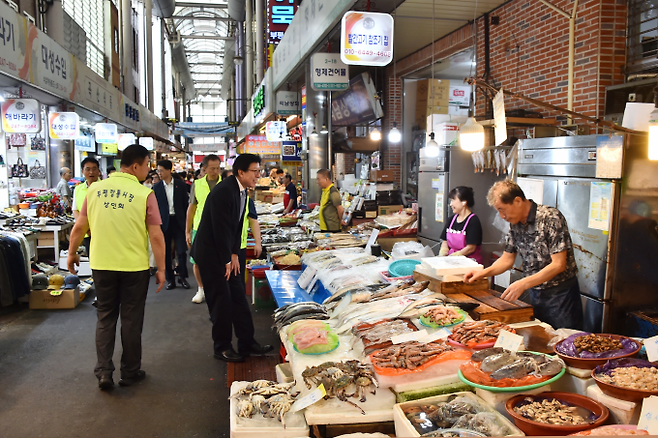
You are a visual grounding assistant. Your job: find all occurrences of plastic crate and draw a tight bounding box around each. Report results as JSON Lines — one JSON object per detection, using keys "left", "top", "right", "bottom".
{"left": 252, "top": 268, "right": 275, "bottom": 308}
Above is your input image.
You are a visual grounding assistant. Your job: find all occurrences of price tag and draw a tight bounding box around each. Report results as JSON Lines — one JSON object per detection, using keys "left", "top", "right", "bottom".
{"left": 391, "top": 329, "right": 428, "bottom": 345}
{"left": 638, "top": 395, "right": 658, "bottom": 434}
{"left": 289, "top": 384, "right": 326, "bottom": 413}
{"left": 419, "top": 328, "right": 451, "bottom": 343}
{"left": 494, "top": 330, "right": 523, "bottom": 352}
{"left": 644, "top": 335, "right": 658, "bottom": 363}
{"left": 365, "top": 229, "right": 379, "bottom": 253}
{"left": 297, "top": 266, "right": 317, "bottom": 289}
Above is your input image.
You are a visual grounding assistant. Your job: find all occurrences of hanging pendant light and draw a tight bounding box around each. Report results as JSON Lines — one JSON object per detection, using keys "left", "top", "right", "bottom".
{"left": 425, "top": 132, "right": 440, "bottom": 157}
{"left": 388, "top": 122, "right": 401, "bottom": 143}
{"left": 459, "top": 117, "right": 485, "bottom": 152}
{"left": 320, "top": 124, "right": 328, "bottom": 134}
{"left": 370, "top": 128, "right": 382, "bottom": 141}
{"left": 311, "top": 127, "right": 319, "bottom": 137}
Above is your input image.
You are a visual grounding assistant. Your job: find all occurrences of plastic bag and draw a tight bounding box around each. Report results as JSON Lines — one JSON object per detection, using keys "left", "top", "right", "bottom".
{"left": 392, "top": 241, "right": 434, "bottom": 261}
{"left": 555, "top": 332, "right": 640, "bottom": 359}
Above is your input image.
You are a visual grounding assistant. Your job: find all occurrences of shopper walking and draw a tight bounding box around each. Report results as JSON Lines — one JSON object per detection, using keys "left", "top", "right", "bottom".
{"left": 316, "top": 169, "right": 345, "bottom": 233}
{"left": 66, "top": 144, "right": 166, "bottom": 389}
{"left": 72, "top": 157, "right": 101, "bottom": 256}
{"left": 154, "top": 159, "right": 191, "bottom": 290}
{"left": 191, "top": 154, "right": 272, "bottom": 362}
{"left": 186, "top": 154, "right": 222, "bottom": 304}
{"left": 282, "top": 173, "right": 298, "bottom": 214}
{"left": 56, "top": 167, "right": 72, "bottom": 208}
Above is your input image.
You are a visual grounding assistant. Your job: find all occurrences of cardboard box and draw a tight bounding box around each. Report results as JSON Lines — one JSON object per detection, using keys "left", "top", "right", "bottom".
{"left": 38, "top": 237, "right": 55, "bottom": 247}
{"left": 378, "top": 205, "right": 403, "bottom": 216}
{"left": 29, "top": 288, "right": 80, "bottom": 309}
{"left": 370, "top": 170, "right": 396, "bottom": 182}
{"left": 365, "top": 210, "right": 378, "bottom": 219}
{"left": 416, "top": 78, "right": 450, "bottom": 128}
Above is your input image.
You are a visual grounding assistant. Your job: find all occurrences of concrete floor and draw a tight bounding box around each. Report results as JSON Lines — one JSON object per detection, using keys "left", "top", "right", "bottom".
{"left": 0, "top": 270, "right": 279, "bottom": 438}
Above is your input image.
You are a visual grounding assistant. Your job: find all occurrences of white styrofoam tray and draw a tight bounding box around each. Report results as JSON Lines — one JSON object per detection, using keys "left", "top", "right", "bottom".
{"left": 393, "top": 391, "right": 525, "bottom": 437}
{"left": 419, "top": 256, "right": 483, "bottom": 277}
{"left": 229, "top": 381, "right": 309, "bottom": 438}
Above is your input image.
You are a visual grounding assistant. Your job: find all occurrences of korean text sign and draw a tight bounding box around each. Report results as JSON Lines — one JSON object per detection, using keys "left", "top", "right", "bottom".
{"left": 245, "top": 135, "right": 281, "bottom": 155}
{"left": 94, "top": 123, "right": 118, "bottom": 144}
{"left": 311, "top": 53, "right": 349, "bottom": 91}
{"left": 2, "top": 99, "right": 40, "bottom": 133}
{"left": 341, "top": 12, "right": 393, "bottom": 67}
{"left": 268, "top": 0, "right": 298, "bottom": 44}
{"left": 276, "top": 90, "right": 300, "bottom": 116}
{"left": 48, "top": 112, "right": 79, "bottom": 139}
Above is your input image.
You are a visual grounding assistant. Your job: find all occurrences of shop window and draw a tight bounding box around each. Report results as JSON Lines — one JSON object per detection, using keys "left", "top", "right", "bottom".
{"left": 62, "top": 0, "right": 105, "bottom": 76}
{"left": 628, "top": 0, "right": 658, "bottom": 73}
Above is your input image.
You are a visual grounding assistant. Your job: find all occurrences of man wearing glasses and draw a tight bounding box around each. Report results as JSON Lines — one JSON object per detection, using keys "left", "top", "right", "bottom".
{"left": 191, "top": 154, "right": 273, "bottom": 362}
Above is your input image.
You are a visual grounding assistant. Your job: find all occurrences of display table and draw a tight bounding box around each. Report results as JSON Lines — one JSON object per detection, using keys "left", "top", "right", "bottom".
{"left": 35, "top": 222, "right": 73, "bottom": 263}
{"left": 25, "top": 232, "right": 39, "bottom": 261}
{"left": 265, "top": 270, "right": 332, "bottom": 307}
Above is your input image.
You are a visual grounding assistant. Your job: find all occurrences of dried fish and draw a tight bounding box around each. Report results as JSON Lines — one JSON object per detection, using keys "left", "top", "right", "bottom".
{"left": 513, "top": 398, "right": 594, "bottom": 426}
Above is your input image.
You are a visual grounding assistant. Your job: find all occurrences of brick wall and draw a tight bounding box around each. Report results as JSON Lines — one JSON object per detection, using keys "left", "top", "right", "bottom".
{"left": 334, "top": 152, "right": 357, "bottom": 178}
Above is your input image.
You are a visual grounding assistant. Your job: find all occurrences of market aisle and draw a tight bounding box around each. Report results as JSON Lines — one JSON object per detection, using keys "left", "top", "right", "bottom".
{"left": 0, "top": 270, "right": 280, "bottom": 438}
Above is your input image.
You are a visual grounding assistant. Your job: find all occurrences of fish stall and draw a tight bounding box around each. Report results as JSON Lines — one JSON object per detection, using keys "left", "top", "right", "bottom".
{"left": 231, "top": 248, "right": 658, "bottom": 437}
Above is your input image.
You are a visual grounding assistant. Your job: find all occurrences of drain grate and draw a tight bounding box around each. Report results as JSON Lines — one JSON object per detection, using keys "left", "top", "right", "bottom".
{"left": 226, "top": 355, "right": 281, "bottom": 388}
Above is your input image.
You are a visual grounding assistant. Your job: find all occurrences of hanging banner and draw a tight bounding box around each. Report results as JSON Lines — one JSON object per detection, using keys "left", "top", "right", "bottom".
{"left": 276, "top": 91, "right": 300, "bottom": 116}
{"left": 266, "top": 121, "right": 287, "bottom": 142}
{"left": 139, "top": 136, "right": 154, "bottom": 151}
{"left": 245, "top": 134, "right": 281, "bottom": 155}
{"left": 493, "top": 88, "right": 507, "bottom": 146}
{"left": 2, "top": 98, "right": 40, "bottom": 133}
{"left": 281, "top": 140, "right": 302, "bottom": 161}
{"left": 117, "top": 133, "right": 135, "bottom": 151}
{"left": 301, "top": 86, "right": 306, "bottom": 111}
{"left": 311, "top": 53, "right": 349, "bottom": 90}
{"left": 340, "top": 11, "right": 393, "bottom": 67}
{"left": 94, "top": 123, "right": 118, "bottom": 144}
{"left": 75, "top": 133, "right": 95, "bottom": 152}
{"left": 0, "top": 0, "right": 29, "bottom": 82}
{"left": 48, "top": 112, "right": 79, "bottom": 139}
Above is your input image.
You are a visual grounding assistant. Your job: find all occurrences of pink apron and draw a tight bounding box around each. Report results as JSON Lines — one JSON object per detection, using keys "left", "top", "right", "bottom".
{"left": 446, "top": 213, "right": 483, "bottom": 264}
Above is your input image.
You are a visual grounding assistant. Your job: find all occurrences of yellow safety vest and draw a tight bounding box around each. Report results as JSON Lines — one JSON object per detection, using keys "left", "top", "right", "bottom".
{"left": 74, "top": 182, "right": 90, "bottom": 212}
{"left": 86, "top": 172, "right": 152, "bottom": 271}
{"left": 192, "top": 175, "right": 221, "bottom": 230}
{"left": 241, "top": 199, "right": 250, "bottom": 249}
{"left": 319, "top": 183, "right": 334, "bottom": 231}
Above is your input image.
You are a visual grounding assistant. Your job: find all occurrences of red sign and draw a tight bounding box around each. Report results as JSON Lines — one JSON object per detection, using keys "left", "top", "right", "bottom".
{"left": 267, "top": 0, "right": 298, "bottom": 44}
{"left": 453, "top": 89, "right": 465, "bottom": 97}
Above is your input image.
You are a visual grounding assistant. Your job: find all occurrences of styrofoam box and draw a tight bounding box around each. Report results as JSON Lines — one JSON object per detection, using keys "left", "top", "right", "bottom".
{"left": 59, "top": 256, "right": 92, "bottom": 277}
{"left": 229, "top": 381, "right": 309, "bottom": 438}
{"left": 420, "top": 256, "right": 483, "bottom": 277}
{"left": 393, "top": 391, "right": 525, "bottom": 437}
{"left": 275, "top": 363, "right": 294, "bottom": 384}
{"left": 586, "top": 385, "right": 641, "bottom": 425}
{"left": 550, "top": 371, "right": 595, "bottom": 396}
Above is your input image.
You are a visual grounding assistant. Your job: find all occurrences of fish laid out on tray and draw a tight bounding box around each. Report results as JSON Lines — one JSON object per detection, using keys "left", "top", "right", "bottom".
{"left": 231, "top": 380, "right": 300, "bottom": 428}
{"left": 368, "top": 280, "right": 430, "bottom": 302}
{"left": 370, "top": 340, "right": 462, "bottom": 371}
{"left": 513, "top": 397, "right": 595, "bottom": 426}
{"left": 301, "top": 360, "right": 378, "bottom": 414}
{"left": 286, "top": 320, "right": 339, "bottom": 354}
{"left": 352, "top": 319, "right": 417, "bottom": 345}
{"left": 397, "top": 297, "right": 446, "bottom": 319}
{"left": 460, "top": 348, "right": 565, "bottom": 388}
{"left": 328, "top": 274, "right": 372, "bottom": 292}
{"left": 273, "top": 302, "right": 329, "bottom": 331}
{"left": 324, "top": 281, "right": 397, "bottom": 305}
{"left": 448, "top": 320, "right": 513, "bottom": 348}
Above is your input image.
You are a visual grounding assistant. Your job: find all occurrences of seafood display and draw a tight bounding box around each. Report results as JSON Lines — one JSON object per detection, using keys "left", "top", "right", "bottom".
{"left": 368, "top": 280, "right": 430, "bottom": 302}
{"left": 512, "top": 397, "right": 595, "bottom": 426}
{"left": 273, "top": 302, "right": 329, "bottom": 331}
{"left": 420, "top": 306, "right": 466, "bottom": 328}
{"left": 570, "top": 426, "right": 650, "bottom": 435}
{"left": 352, "top": 319, "right": 417, "bottom": 350}
{"left": 448, "top": 321, "right": 513, "bottom": 347}
{"left": 301, "top": 360, "right": 378, "bottom": 414}
{"left": 352, "top": 255, "right": 380, "bottom": 266}
{"left": 555, "top": 332, "right": 640, "bottom": 359}
{"left": 287, "top": 320, "right": 339, "bottom": 354}
{"left": 460, "top": 348, "right": 564, "bottom": 388}
{"left": 594, "top": 358, "right": 658, "bottom": 391}
{"left": 370, "top": 340, "right": 467, "bottom": 372}
{"left": 231, "top": 380, "right": 300, "bottom": 428}
{"left": 402, "top": 394, "right": 517, "bottom": 436}
{"left": 397, "top": 297, "right": 445, "bottom": 319}
{"left": 574, "top": 334, "right": 622, "bottom": 354}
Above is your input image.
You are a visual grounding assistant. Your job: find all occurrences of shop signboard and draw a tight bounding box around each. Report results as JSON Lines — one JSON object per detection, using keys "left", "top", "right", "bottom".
{"left": 70, "top": 57, "right": 122, "bottom": 124}
{"left": 281, "top": 140, "right": 301, "bottom": 161}
{"left": 94, "top": 123, "right": 118, "bottom": 144}
{"left": 276, "top": 90, "right": 300, "bottom": 116}
{"left": 48, "top": 112, "right": 79, "bottom": 139}
{"left": 265, "top": 121, "right": 287, "bottom": 142}
{"left": 0, "top": 1, "right": 29, "bottom": 82}
{"left": 117, "top": 133, "right": 135, "bottom": 151}
{"left": 310, "top": 53, "right": 349, "bottom": 91}
{"left": 138, "top": 136, "right": 154, "bottom": 151}
{"left": 75, "top": 133, "right": 95, "bottom": 152}
{"left": 100, "top": 142, "right": 118, "bottom": 155}
{"left": 31, "top": 24, "right": 74, "bottom": 100}
{"left": 2, "top": 98, "right": 40, "bottom": 133}
{"left": 245, "top": 134, "right": 280, "bottom": 155}
{"left": 301, "top": 86, "right": 306, "bottom": 111}
{"left": 252, "top": 69, "right": 273, "bottom": 126}
{"left": 340, "top": 11, "right": 393, "bottom": 67}
{"left": 267, "top": 0, "right": 298, "bottom": 44}
{"left": 331, "top": 72, "right": 383, "bottom": 126}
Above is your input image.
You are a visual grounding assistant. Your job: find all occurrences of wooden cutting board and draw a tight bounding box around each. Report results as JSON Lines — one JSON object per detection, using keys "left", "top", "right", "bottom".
{"left": 446, "top": 289, "right": 534, "bottom": 324}
{"left": 412, "top": 271, "right": 490, "bottom": 294}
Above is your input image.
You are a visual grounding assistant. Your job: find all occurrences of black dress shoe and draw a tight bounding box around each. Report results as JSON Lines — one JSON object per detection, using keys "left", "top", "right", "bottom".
{"left": 118, "top": 370, "right": 146, "bottom": 387}
{"left": 98, "top": 375, "right": 114, "bottom": 390}
{"left": 179, "top": 278, "right": 190, "bottom": 289}
{"left": 240, "top": 343, "right": 274, "bottom": 357}
{"left": 165, "top": 282, "right": 176, "bottom": 290}
{"left": 214, "top": 348, "right": 245, "bottom": 363}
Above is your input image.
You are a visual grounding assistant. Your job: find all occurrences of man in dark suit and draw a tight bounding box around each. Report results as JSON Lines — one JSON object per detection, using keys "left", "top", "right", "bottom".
{"left": 191, "top": 154, "right": 273, "bottom": 362}
{"left": 154, "top": 159, "right": 191, "bottom": 290}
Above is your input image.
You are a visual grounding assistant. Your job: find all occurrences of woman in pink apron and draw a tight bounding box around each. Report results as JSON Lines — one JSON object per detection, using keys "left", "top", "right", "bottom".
{"left": 439, "top": 186, "right": 483, "bottom": 264}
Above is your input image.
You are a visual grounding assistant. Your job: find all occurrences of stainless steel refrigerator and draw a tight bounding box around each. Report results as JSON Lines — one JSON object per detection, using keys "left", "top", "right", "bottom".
{"left": 417, "top": 145, "right": 505, "bottom": 265}
{"left": 517, "top": 134, "right": 658, "bottom": 334}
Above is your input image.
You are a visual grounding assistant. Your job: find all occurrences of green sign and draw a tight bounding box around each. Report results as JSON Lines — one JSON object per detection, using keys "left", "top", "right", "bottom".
{"left": 253, "top": 85, "right": 266, "bottom": 116}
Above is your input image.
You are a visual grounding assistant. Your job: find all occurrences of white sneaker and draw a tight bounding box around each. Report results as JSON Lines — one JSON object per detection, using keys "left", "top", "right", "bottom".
{"left": 191, "top": 289, "right": 205, "bottom": 304}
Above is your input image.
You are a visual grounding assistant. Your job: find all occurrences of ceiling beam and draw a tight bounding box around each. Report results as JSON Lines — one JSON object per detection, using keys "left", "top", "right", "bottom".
{"left": 173, "top": 15, "right": 232, "bottom": 21}
{"left": 189, "top": 62, "right": 223, "bottom": 66}
{"left": 193, "top": 80, "right": 224, "bottom": 83}
{"left": 176, "top": 2, "right": 228, "bottom": 8}
{"left": 181, "top": 35, "right": 234, "bottom": 40}
{"left": 184, "top": 50, "right": 225, "bottom": 54}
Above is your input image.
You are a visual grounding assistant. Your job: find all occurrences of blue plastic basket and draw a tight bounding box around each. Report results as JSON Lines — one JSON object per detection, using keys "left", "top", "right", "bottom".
{"left": 388, "top": 259, "right": 421, "bottom": 278}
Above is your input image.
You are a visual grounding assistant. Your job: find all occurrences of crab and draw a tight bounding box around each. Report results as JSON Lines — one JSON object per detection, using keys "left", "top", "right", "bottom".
{"left": 237, "top": 399, "right": 254, "bottom": 418}
{"left": 267, "top": 394, "right": 295, "bottom": 428}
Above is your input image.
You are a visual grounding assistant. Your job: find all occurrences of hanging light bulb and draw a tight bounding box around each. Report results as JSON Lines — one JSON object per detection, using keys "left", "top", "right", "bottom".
{"left": 320, "top": 124, "right": 328, "bottom": 134}
{"left": 649, "top": 107, "right": 658, "bottom": 161}
{"left": 459, "top": 117, "right": 485, "bottom": 152}
{"left": 388, "top": 122, "right": 401, "bottom": 143}
{"left": 311, "top": 127, "right": 319, "bottom": 137}
{"left": 370, "top": 128, "right": 382, "bottom": 141}
{"left": 425, "top": 132, "right": 440, "bottom": 157}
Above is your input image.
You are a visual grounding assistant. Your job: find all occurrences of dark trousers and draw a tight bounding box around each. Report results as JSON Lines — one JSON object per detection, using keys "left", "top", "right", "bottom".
{"left": 198, "top": 259, "right": 255, "bottom": 354}
{"left": 92, "top": 269, "right": 150, "bottom": 379}
{"left": 527, "top": 276, "right": 583, "bottom": 330}
{"left": 164, "top": 216, "right": 188, "bottom": 282}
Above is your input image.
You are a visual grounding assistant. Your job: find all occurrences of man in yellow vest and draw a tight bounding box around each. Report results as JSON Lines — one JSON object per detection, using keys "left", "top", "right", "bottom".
{"left": 72, "top": 157, "right": 101, "bottom": 255}
{"left": 316, "top": 169, "right": 346, "bottom": 232}
{"left": 67, "top": 145, "right": 166, "bottom": 390}
{"left": 185, "top": 154, "right": 222, "bottom": 304}
{"left": 191, "top": 154, "right": 272, "bottom": 362}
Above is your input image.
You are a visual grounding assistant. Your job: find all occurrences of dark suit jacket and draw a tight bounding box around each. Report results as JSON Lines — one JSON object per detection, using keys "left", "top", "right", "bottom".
{"left": 191, "top": 175, "right": 245, "bottom": 267}
{"left": 153, "top": 178, "right": 189, "bottom": 232}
